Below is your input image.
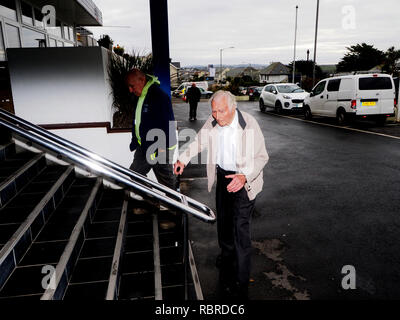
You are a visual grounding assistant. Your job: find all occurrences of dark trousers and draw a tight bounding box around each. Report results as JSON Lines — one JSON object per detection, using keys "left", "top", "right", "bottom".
{"left": 189, "top": 102, "right": 198, "bottom": 120}
{"left": 216, "top": 166, "right": 255, "bottom": 287}
{"left": 130, "top": 146, "right": 177, "bottom": 191}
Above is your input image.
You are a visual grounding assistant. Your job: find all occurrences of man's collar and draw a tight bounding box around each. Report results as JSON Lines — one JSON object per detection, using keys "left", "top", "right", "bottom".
{"left": 212, "top": 109, "right": 246, "bottom": 130}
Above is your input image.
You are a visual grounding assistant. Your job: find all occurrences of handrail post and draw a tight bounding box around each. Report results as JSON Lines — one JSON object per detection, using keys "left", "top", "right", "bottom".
{"left": 178, "top": 178, "right": 188, "bottom": 300}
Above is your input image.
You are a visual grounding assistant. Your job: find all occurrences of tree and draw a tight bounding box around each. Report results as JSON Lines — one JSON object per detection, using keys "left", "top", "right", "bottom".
{"left": 337, "top": 43, "right": 385, "bottom": 72}
{"left": 108, "top": 51, "right": 153, "bottom": 128}
{"left": 382, "top": 46, "right": 400, "bottom": 76}
{"left": 288, "top": 60, "right": 324, "bottom": 78}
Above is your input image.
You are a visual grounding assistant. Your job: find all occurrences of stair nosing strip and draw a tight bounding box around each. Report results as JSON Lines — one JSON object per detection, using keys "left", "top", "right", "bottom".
{"left": 40, "top": 177, "right": 102, "bottom": 300}
{"left": 0, "top": 165, "right": 73, "bottom": 266}
{"left": 105, "top": 196, "right": 128, "bottom": 300}
{"left": 152, "top": 213, "right": 163, "bottom": 300}
{"left": 0, "top": 153, "right": 44, "bottom": 194}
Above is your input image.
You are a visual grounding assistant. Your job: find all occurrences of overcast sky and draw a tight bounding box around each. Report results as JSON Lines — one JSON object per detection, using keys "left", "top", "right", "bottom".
{"left": 87, "top": 0, "right": 400, "bottom": 67}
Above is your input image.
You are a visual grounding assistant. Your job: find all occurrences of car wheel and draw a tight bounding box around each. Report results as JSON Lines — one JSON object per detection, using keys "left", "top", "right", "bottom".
{"left": 275, "top": 101, "right": 283, "bottom": 114}
{"left": 336, "top": 109, "right": 346, "bottom": 125}
{"left": 304, "top": 106, "right": 312, "bottom": 120}
{"left": 259, "top": 99, "right": 266, "bottom": 112}
{"left": 375, "top": 115, "right": 386, "bottom": 126}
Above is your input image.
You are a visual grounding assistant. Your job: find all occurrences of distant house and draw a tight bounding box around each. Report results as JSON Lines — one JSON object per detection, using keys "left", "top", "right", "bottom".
{"left": 259, "top": 62, "right": 290, "bottom": 83}
{"left": 226, "top": 66, "right": 259, "bottom": 81}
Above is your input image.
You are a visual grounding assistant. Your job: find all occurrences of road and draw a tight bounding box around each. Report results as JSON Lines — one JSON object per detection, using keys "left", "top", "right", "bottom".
{"left": 173, "top": 99, "right": 400, "bottom": 300}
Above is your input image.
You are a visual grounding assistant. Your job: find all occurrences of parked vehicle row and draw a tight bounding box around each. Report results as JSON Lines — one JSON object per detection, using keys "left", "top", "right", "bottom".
{"left": 304, "top": 74, "right": 396, "bottom": 126}
{"left": 258, "top": 74, "right": 396, "bottom": 126}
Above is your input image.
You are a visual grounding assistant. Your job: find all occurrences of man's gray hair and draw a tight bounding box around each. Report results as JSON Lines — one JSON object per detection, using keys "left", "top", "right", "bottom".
{"left": 210, "top": 90, "right": 237, "bottom": 111}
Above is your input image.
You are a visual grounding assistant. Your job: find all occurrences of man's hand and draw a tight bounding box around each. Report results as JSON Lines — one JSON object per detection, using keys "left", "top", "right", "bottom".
{"left": 225, "top": 174, "right": 247, "bottom": 193}
{"left": 174, "top": 160, "right": 185, "bottom": 175}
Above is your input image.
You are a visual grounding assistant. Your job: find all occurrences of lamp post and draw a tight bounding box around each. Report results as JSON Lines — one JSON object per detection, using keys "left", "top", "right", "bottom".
{"left": 219, "top": 46, "right": 234, "bottom": 83}
{"left": 292, "top": 5, "right": 298, "bottom": 84}
{"left": 312, "top": 0, "right": 320, "bottom": 87}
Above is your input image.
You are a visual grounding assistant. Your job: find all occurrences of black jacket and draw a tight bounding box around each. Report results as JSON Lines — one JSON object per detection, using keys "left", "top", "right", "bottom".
{"left": 186, "top": 86, "right": 201, "bottom": 103}
{"left": 129, "top": 84, "right": 177, "bottom": 152}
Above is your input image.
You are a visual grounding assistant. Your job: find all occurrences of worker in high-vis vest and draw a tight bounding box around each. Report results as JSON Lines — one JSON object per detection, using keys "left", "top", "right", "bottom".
{"left": 126, "top": 68, "right": 178, "bottom": 201}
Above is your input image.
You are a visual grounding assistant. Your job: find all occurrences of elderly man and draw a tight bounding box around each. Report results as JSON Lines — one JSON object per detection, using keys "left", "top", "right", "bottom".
{"left": 126, "top": 69, "right": 178, "bottom": 229}
{"left": 174, "top": 90, "right": 269, "bottom": 298}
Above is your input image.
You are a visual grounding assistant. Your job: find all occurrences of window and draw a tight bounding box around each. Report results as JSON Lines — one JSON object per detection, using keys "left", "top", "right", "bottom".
{"left": 49, "top": 38, "right": 56, "bottom": 47}
{"left": 359, "top": 77, "right": 393, "bottom": 90}
{"left": 47, "top": 19, "right": 62, "bottom": 38}
{"left": 0, "top": 24, "right": 5, "bottom": 61}
{"left": 5, "top": 23, "right": 20, "bottom": 48}
{"left": 327, "top": 79, "right": 341, "bottom": 92}
{"left": 22, "top": 27, "right": 45, "bottom": 47}
{"left": 69, "top": 27, "right": 74, "bottom": 41}
{"left": 313, "top": 81, "right": 326, "bottom": 96}
{"left": 34, "top": 7, "right": 44, "bottom": 28}
{"left": 0, "top": 0, "right": 17, "bottom": 21}
{"left": 63, "top": 25, "right": 69, "bottom": 40}
{"left": 21, "top": 1, "right": 33, "bottom": 25}
{"left": 264, "top": 85, "right": 271, "bottom": 92}
{"left": 57, "top": 40, "right": 63, "bottom": 47}
{"left": 270, "top": 86, "right": 277, "bottom": 93}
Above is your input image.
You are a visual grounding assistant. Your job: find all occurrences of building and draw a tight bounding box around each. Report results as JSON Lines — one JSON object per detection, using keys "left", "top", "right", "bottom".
{"left": 259, "top": 62, "right": 290, "bottom": 84}
{"left": 0, "top": 0, "right": 102, "bottom": 113}
{"left": 226, "top": 66, "right": 259, "bottom": 81}
{"left": 170, "top": 61, "right": 180, "bottom": 89}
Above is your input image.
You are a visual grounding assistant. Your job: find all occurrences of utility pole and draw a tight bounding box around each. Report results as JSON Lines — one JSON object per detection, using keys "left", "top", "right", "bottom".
{"left": 307, "top": 49, "right": 310, "bottom": 62}
{"left": 312, "top": 0, "right": 320, "bottom": 87}
{"left": 219, "top": 46, "right": 234, "bottom": 83}
{"left": 292, "top": 5, "right": 298, "bottom": 84}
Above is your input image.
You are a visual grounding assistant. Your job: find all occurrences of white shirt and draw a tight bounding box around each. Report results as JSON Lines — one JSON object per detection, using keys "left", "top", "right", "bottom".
{"left": 216, "top": 110, "right": 238, "bottom": 171}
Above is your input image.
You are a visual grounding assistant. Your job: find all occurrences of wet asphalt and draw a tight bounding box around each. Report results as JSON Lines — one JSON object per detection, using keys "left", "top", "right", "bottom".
{"left": 173, "top": 99, "right": 400, "bottom": 300}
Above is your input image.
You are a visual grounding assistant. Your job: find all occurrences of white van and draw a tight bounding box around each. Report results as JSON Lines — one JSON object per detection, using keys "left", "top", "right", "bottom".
{"left": 303, "top": 74, "right": 396, "bottom": 125}
{"left": 172, "top": 81, "right": 208, "bottom": 97}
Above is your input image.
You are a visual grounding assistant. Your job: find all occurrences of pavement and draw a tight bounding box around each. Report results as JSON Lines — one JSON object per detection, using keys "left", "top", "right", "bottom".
{"left": 173, "top": 99, "right": 400, "bottom": 300}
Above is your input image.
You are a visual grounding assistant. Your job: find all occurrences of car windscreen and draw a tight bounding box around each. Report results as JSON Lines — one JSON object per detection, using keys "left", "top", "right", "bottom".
{"left": 359, "top": 77, "right": 393, "bottom": 90}
{"left": 277, "top": 85, "right": 304, "bottom": 93}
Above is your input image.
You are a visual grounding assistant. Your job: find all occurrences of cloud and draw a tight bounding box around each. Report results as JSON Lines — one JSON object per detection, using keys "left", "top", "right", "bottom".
{"left": 88, "top": 0, "right": 400, "bottom": 66}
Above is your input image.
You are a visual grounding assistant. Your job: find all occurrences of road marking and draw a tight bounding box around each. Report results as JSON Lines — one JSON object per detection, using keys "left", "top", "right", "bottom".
{"left": 263, "top": 111, "right": 400, "bottom": 140}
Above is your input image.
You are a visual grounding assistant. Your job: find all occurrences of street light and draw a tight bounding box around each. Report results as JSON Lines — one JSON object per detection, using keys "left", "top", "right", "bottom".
{"left": 312, "top": 0, "right": 320, "bottom": 87}
{"left": 219, "top": 46, "right": 234, "bottom": 83}
{"left": 292, "top": 5, "right": 299, "bottom": 84}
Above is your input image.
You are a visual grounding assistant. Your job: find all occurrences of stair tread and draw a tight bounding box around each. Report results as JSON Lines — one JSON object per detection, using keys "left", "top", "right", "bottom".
{"left": 19, "top": 241, "right": 69, "bottom": 266}
{"left": 0, "top": 264, "right": 56, "bottom": 298}
{"left": 63, "top": 281, "right": 109, "bottom": 300}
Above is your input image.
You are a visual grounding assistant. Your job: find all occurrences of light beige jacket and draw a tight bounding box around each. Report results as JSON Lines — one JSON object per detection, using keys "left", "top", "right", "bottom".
{"left": 178, "top": 109, "right": 269, "bottom": 200}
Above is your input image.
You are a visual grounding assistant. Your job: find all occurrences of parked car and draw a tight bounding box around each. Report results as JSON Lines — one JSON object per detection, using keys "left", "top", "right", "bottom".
{"left": 259, "top": 83, "right": 308, "bottom": 112}
{"left": 247, "top": 86, "right": 262, "bottom": 101}
{"left": 173, "top": 81, "right": 209, "bottom": 97}
{"left": 303, "top": 74, "right": 396, "bottom": 126}
{"left": 182, "top": 87, "right": 213, "bottom": 102}
{"left": 199, "top": 87, "right": 213, "bottom": 99}
{"left": 239, "top": 86, "right": 247, "bottom": 95}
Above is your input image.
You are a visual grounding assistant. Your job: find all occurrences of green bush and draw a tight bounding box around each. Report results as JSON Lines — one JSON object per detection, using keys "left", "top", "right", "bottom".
{"left": 108, "top": 51, "right": 153, "bottom": 128}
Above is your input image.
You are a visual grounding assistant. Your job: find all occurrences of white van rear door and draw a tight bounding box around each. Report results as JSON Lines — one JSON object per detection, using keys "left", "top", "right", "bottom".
{"left": 357, "top": 76, "right": 395, "bottom": 115}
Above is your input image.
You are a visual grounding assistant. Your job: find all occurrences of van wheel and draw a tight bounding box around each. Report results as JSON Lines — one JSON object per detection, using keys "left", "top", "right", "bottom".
{"left": 304, "top": 106, "right": 312, "bottom": 120}
{"left": 336, "top": 109, "right": 346, "bottom": 125}
{"left": 375, "top": 116, "right": 386, "bottom": 126}
{"left": 259, "top": 99, "right": 266, "bottom": 112}
{"left": 275, "top": 101, "right": 283, "bottom": 114}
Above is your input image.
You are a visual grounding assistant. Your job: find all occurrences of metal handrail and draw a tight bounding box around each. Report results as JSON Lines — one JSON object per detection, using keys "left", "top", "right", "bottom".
{"left": 0, "top": 111, "right": 215, "bottom": 223}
